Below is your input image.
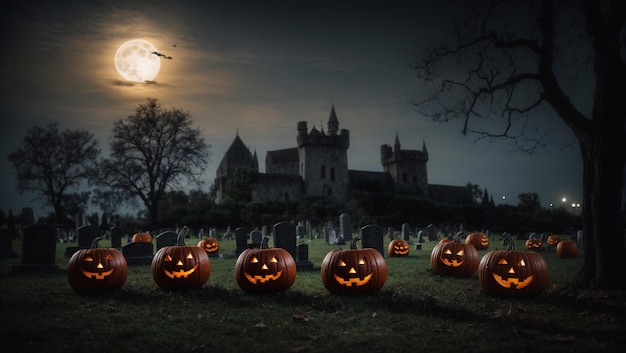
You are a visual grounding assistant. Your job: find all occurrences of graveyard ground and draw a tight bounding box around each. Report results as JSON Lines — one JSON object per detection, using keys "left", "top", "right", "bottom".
{"left": 1, "top": 235, "right": 625, "bottom": 353}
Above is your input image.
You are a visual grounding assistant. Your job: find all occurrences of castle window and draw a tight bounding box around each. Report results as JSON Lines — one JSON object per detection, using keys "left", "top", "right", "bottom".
{"left": 321, "top": 165, "right": 326, "bottom": 179}
{"left": 330, "top": 167, "right": 336, "bottom": 182}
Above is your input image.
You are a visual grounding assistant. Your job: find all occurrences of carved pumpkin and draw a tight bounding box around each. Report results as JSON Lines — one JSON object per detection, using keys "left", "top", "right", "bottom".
{"left": 198, "top": 237, "right": 220, "bottom": 255}
{"left": 132, "top": 232, "right": 152, "bottom": 243}
{"left": 235, "top": 237, "right": 296, "bottom": 293}
{"left": 525, "top": 237, "right": 543, "bottom": 251}
{"left": 321, "top": 237, "right": 387, "bottom": 294}
{"left": 388, "top": 238, "right": 410, "bottom": 257}
{"left": 547, "top": 235, "right": 562, "bottom": 248}
{"left": 151, "top": 227, "right": 211, "bottom": 289}
{"left": 67, "top": 237, "right": 127, "bottom": 292}
{"left": 556, "top": 240, "right": 578, "bottom": 258}
{"left": 465, "top": 232, "right": 489, "bottom": 250}
{"left": 430, "top": 240, "right": 479, "bottom": 277}
{"left": 478, "top": 233, "right": 549, "bottom": 297}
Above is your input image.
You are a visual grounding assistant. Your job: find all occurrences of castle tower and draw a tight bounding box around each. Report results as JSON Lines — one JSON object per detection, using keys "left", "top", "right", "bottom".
{"left": 214, "top": 132, "right": 259, "bottom": 203}
{"left": 381, "top": 134, "right": 429, "bottom": 195}
{"left": 297, "top": 106, "right": 350, "bottom": 202}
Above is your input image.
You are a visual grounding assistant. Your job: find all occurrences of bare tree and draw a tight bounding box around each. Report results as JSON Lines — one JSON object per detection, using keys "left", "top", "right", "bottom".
{"left": 95, "top": 98, "right": 211, "bottom": 228}
{"left": 412, "top": 0, "right": 625, "bottom": 288}
{"left": 7, "top": 123, "right": 99, "bottom": 222}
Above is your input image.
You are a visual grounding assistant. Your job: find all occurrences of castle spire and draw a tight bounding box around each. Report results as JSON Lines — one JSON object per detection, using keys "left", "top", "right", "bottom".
{"left": 328, "top": 105, "right": 339, "bottom": 135}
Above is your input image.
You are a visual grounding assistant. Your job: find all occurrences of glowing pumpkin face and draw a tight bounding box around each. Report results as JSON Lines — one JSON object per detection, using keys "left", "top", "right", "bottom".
{"left": 388, "top": 239, "right": 409, "bottom": 257}
{"left": 321, "top": 237, "right": 387, "bottom": 294}
{"left": 465, "top": 232, "right": 489, "bottom": 250}
{"left": 151, "top": 227, "right": 211, "bottom": 289}
{"left": 430, "top": 241, "right": 479, "bottom": 277}
{"left": 234, "top": 237, "right": 296, "bottom": 293}
{"left": 547, "top": 235, "right": 562, "bottom": 248}
{"left": 132, "top": 232, "right": 152, "bottom": 243}
{"left": 478, "top": 234, "right": 549, "bottom": 297}
{"left": 525, "top": 238, "right": 543, "bottom": 251}
{"left": 67, "top": 237, "right": 128, "bottom": 292}
{"left": 198, "top": 238, "right": 220, "bottom": 255}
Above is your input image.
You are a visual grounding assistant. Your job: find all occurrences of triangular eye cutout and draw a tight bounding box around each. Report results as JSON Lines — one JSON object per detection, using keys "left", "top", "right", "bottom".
{"left": 84, "top": 256, "right": 93, "bottom": 262}
{"left": 518, "top": 259, "right": 526, "bottom": 266}
{"left": 498, "top": 258, "right": 508, "bottom": 265}
{"left": 338, "top": 260, "right": 347, "bottom": 267}
{"left": 270, "top": 256, "right": 278, "bottom": 263}
{"left": 165, "top": 254, "right": 173, "bottom": 261}
{"left": 358, "top": 258, "right": 366, "bottom": 265}
{"left": 444, "top": 249, "right": 452, "bottom": 255}
{"left": 105, "top": 254, "right": 113, "bottom": 260}
{"left": 456, "top": 250, "right": 464, "bottom": 256}
{"left": 186, "top": 253, "right": 194, "bottom": 260}
{"left": 251, "top": 256, "right": 259, "bottom": 263}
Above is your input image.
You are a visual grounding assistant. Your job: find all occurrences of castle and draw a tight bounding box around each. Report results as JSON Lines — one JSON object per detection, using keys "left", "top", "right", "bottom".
{"left": 215, "top": 106, "right": 470, "bottom": 204}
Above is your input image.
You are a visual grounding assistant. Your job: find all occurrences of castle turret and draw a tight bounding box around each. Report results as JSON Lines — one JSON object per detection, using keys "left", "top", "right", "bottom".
{"left": 328, "top": 105, "right": 339, "bottom": 135}
{"left": 381, "top": 134, "right": 428, "bottom": 195}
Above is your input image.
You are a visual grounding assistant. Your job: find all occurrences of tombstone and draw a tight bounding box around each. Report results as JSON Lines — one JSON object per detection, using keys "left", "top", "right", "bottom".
{"left": 324, "top": 221, "right": 335, "bottom": 245}
{"left": 401, "top": 223, "right": 411, "bottom": 241}
{"left": 296, "top": 224, "right": 305, "bottom": 239}
{"left": 306, "top": 220, "right": 313, "bottom": 241}
{"left": 209, "top": 227, "right": 218, "bottom": 239}
{"left": 65, "top": 224, "right": 100, "bottom": 257}
{"left": 156, "top": 231, "right": 178, "bottom": 250}
{"left": 339, "top": 213, "right": 352, "bottom": 242}
{"left": 20, "top": 207, "right": 34, "bottom": 227}
{"left": 250, "top": 229, "right": 263, "bottom": 246}
{"left": 427, "top": 224, "right": 437, "bottom": 241}
{"left": 274, "top": 222, "right": 297, "bottom": 260}
{"left": 576, "top": 230, "right": 584, "bottom": 248}
{"left": 10, "top": 224, "right": 59, "bottom": 273}
{"left": 110, "top": 226, "right": 122, "bottom": 248}
{"left": 122, "top": 241, "right": 153, "bottom": 265}
{"left": 360, "top": 224, "right": 385, "bottom": 256}
{"left": 416, "top": 229, "right": 424, "bottom": 250}
{"left": 262, "top": 225, "right": 270, "bottom": 237}
{"left": 234, "top": 227, "right": 248, "bottom": 255}
{"left": 295, "top": 243, "right": 314, "bottom": 271}
{"left": 224, "top": 226, "right": 233, "bottom": 240}
{"left": 0, "top": 228, "right": 17, "bottom": 258}
{"left": 387, "top": 226, "right": 394, "bottom": 239}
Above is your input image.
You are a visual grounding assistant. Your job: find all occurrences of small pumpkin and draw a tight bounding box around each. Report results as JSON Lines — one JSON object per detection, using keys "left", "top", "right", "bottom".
{"left": 556, "top": 240, "right": 578, "bottom": 258}
{"left": 235, "top": 237, "right": 296, "bottom": 293}
{"left": 430, "top": 239, "right": 479, "bottom": 277}
{"left": 388, "top": 238, "right": 410, "bottom": 257}
{"left": 525, "top": 236, "right": 543, "bottom": 251}
{"left": 478, "top": 233, "right": 549, "bottom": 297}
{"left": 321, "top": 237, "right": 387, "bottom": 294}
{"left": 547, "top": 235, "right": 562, "bottom": 248}
{"left": 132, "top": 232, "right": 153, "bottom": 243}
{"left": 465, "top": 232, "right": 489, "bottom": 250}
{"left": 198, "top": 237, "right": 220, "bottom": 255}
{"left": 67, "top": 237, "right": 128, "bottom": 292}
{"left": 151, "top": 227, "right": 211, "bottom": 290}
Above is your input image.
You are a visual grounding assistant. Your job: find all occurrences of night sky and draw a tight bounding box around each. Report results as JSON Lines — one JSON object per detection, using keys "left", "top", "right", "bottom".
{"left": 0, "top": 0, "right": 583, "bottom": 219}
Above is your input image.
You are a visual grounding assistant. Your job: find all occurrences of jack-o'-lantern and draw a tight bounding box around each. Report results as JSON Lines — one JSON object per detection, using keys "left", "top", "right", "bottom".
{"left": 525, "top": 236, "right": 543, "bottom": 251}
{"left": 556, "top": 240, "right": 578, "bottom": 258}
{"left": 321, "top": 237, "right": 387, "bottom": 294}
{"left": 465, "top": 232, "right": 489, "bottom": 250}
{"left": 235, "top": 237, "right": 296, "bottom": 293}
{"left": 388, "top": 238, "right": 410, "bottom": 257}
{"left": 478, "top": 233, "right": 549, "bottom": 296}
{"left": 547, "top": 235, "right": 562, "bottom": 248}
{"left": 132, "top": 232, "right": 152, "bottom": 243}
{"left": 198, "top": 237, "right": 220, "bottom": 255}
{"left": 67, "top": 237, "right": 128, "bottom": 292}
{"left": 151, "top": 227, "right": 211, "bottom": 289}
{"left": 430, "top": 240, "right": 479, "bottom": 277}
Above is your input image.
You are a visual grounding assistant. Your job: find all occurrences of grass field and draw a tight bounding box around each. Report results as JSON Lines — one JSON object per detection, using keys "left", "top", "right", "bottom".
{"left": 1, "top": 234, "right": 624, "bottom": 353}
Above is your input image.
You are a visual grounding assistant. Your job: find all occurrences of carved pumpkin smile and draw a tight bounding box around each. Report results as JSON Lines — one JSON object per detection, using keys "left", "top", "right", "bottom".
{"left": 80, "top": 254, "right": 116, "bottom": 279}
{"left": 162, "top": 253, "right": 199, "bottom": 279}
{"left": 439, "top": 248, "right": 465, "bottom": 267}
{"left": 243, "top": 255, "right": 284, "bottom": 284}
{"left": 332, "top": 258, "right": 373, "bottom": 287}
{"left": 235, "top": 238, "right": 297, "bottom": 293}
{"left": 392, "top": 244, "right": 409, "bottom": 255}
{"left": 492, "top": 257, "right": 534, "bottom": 289}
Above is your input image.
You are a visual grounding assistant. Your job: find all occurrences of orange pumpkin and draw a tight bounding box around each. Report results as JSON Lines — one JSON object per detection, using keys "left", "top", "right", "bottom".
{"left": 234, "top": 237, "right": 296, "bottom": 293}
{"left": 198, "top": 237, "right": 220, "bottom": 255}
{"left": 67, "top": 237, "right": 128, "bottom": 292}
{"left": 321, "top": 237, "right": 387, "bottom": 294}
{"left": 478, "top": 233, "right": 549, "bottom": 297}
{"left": 465, "top": 232, "right": 489, "bottom": 250}
{"left": 525, "top": 237, "right": 543, "bottom": 251}
{"left": 547, "top": 235, "right": 562, "bottom": 248}
{"left": 132, "top": 232, "right": 152, "bottom": 243}
{"left": 430, "top": 240, "right": 479, "bottom": 277}
{"left": 556, "top": 240, "right": 578, "bottom": 258}
{"left": 151, "top": 227, "right": 211, "bottom": 289}
{"left": 388, "top": 238, "right": 410, "bottom": 257}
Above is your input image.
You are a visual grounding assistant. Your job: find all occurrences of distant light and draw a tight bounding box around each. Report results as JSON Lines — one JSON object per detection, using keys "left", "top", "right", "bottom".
{"left": 549, "top": 203, "right": 553, "bottom": 207}
{"left": 561, "top": 197, "right": 567, "bottom": 203}
{"left": 502, "top": 196, "right": 506, "bottom": 200}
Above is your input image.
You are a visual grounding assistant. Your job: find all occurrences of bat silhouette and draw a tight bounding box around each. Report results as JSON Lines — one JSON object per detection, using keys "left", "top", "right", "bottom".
{"left": 151, "top": 51, "right": 173, "bottom": 60}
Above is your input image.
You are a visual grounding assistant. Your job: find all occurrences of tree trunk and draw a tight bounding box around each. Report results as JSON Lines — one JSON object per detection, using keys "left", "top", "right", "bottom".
{"left": 573, "top": 133, "right": 625, "bottom": 289}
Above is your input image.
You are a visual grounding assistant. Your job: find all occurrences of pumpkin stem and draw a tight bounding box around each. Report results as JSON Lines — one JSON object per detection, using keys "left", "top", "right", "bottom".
{"left": 501, "top": 233, "right": 516, "bottom": 251}
{"left": 350, "top": 237, "right": 360, "bottom": 250}
{"left": 90, "top": 236, "right": 102, "bottom": 249}
{"left": 260, "top": 236, "right": 270, "bottom": 249}
{"left": 177, "top": 226, "right": 189, "bottom": 246}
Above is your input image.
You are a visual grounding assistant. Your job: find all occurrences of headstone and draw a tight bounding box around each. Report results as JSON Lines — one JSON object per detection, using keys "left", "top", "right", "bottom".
{"left": 234, "top": 227, "right": 248, "bottom": 255}
{"left": 295, "top": 243, "right": 314, "bottom": 271}
{"left": 401, "top": 223, "right": 411, "bottom": 241}
{"left": 576, "top": 230, "right": 583, "bottom": 248}
{"left": 324, "top": 221, "right": 335, "bottom": 245}
{"left": 387, "top": 226, "right": 394, "bottom": 239}
{"left": 77, "top": 225, "right": 100, "bottom": 248}
{"left": 0, "top": 228, "right": 17, "bottom": 258}
{"left": 250, "top": 229, "right": 263, "bottom": 246}
{"left": 209, "top": 227, "right": 217, "bottom": 239}
{"left": 273, "top": 222, "right": 297, "bottom": 260}
{"left": 306, "top": 220, "right": 312, "bottom": 241}
{"left": 10, "top": 224, "right": 59, "bottom": 272}
{"left": 296, "top": 224, "right": 305, "bottom": 239}
{"left": 156, "top": 231, "right": 178, "bottom": 250}
{"left": 339, "top": 213, "right": 352, "bottom": 242}
{"left": 110, "top": 226, "right": 122, "bottom": 248}
{"left": 417, "top": 230, "right": 424, "bottom": 243}
{"left": 427, "top": 224, "right": 436, "bottom": 241}
{"left": 122, "top": 241, "right": 154, "bottom": 265}
{"left": 20, "top": 207, "right": 34, "bottom": 227}
{"left": 262, "top": 225, "right": 270, "bottom": 237}
{"left": 360, "top": 224, "right": 385, "bottom": 256}
{"left": 224, "top": 226, "right": 233, "bottom": 240}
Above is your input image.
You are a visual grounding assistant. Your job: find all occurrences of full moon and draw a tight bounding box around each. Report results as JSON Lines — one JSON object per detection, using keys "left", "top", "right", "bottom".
{"left": 114, "top": 39, "right": 161, "bottom": 82}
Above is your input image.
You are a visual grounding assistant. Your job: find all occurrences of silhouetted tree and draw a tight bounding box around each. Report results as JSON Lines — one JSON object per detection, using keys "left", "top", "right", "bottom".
{"left": 412, "top": 0, "right": 625, "bottom": 288}
{"left": 518, "top": 192, "right": 542, "bottom": 213}
{"left": 95, "top": 98, "right": 210, "bottom": 228}
{"left": 7, "top": 123, "right": 99, "bottom": 222}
